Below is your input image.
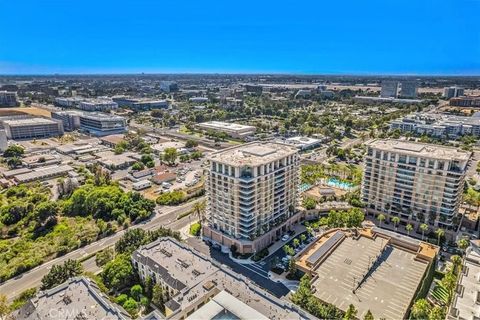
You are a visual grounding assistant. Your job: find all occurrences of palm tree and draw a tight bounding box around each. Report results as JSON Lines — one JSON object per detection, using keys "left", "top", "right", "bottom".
{"left": 435, "top": 228, "right": 445, "bottom": 246}
{"left": 420, "top": 223, "right": 428, "bottom": 241}
{"left": 391, "top": 217, "right": 400, "bottom": 231}
{"left": 300, "top": 234, "right": 307, "bottom": 244}
{"left": 406, "top": 224, "right": 413, "bottom": 236}
{"left": 377, "top": 214, "right": 385, "bottom": 228}
{"left": 192, "top": 200, "right": 206, "bottom": 236}
{"left": 457, "top": 238, "right": 469, "bottom": 253}
{"left": 450, "top": 255, "right": 462, "bottom": 274}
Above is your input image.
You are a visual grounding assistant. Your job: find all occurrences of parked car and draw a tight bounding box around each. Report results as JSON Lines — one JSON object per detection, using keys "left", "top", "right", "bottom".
{"left": 281, "top": 235, "right": 289, "bottom": 241}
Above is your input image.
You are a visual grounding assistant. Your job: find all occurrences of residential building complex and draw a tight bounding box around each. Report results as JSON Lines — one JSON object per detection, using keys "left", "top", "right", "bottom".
{"left": 450, "top": 96, "right": 480, "bottom": 108}
{"left": 443, "top": 86, "right": 465, "bottom": 99}
{"left": 390, "top": 112, "right": 480, "bottom": 138}
{"left": 448, "top": 240, "right": 480, "bottom": 320}
{"left": 13, "top": 277, "right": 131, "bottom": 320}
{"left": 132, "top": 237, "right": 307, "bottom": 319}
{"left": 79, "top": 112, "right": 127, "bottom": 136}
{"left": 1, "top": 117, "right": 64, "bottom": 139}
{"left": 196, "top": 121, "right": 256, "bottom": 139}
{"left": 380, "top": 80, "right": 399, "bottom": 98}
{"left": 203, "top": 142, "right": 300, "bottom": 253}
{"left": 399, "top": 81, "right": 418, "bottom": 98}
{"left": 362, "top": 139, "right": 470, "bottom": 229}
{"left": 0, "top": 91, "right": 18, "bottom": 107}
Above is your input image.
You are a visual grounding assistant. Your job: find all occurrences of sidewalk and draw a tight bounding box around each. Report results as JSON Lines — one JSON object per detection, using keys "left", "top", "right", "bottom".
{"left": 263, "top": 223, "right": 307, "bottom": 259}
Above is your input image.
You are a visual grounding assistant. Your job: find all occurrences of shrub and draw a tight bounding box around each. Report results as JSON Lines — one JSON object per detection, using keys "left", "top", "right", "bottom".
{"left": 189, "top": 222, "right": 201, "bottom": 236}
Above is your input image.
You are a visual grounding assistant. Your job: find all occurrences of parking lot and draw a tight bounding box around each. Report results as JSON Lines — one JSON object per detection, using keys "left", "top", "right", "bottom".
{"left": 312, "top": 236, "right": 428, "bottom": 319}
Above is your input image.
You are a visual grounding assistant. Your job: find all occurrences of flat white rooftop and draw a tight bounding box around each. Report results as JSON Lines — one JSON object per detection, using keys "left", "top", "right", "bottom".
{"left": 3, "top": 117, "right": 59, "bottom": 126}
{"left": 207, "top": 142, "right": 298, "bottom": 166}
{"left": 367, "top": 139, "right": 471, "bottom": 161}
{"left": 198, "top": 121, "right": 255, "bottom": 132}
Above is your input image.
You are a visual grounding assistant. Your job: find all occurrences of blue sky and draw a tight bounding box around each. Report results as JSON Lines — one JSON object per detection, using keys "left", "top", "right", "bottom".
{"left": 0, "top": 0, "right": 479, "bottom": 75}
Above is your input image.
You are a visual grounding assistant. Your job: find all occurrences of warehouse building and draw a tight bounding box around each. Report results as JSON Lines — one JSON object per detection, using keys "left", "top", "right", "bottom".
{"left": 13, "top": 165, "right": 73, "bottom": 183}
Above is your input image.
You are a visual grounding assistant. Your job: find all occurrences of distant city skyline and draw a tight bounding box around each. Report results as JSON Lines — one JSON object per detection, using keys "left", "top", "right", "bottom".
{"left": 1, "top": 0, "right": 479, "bottom": 75}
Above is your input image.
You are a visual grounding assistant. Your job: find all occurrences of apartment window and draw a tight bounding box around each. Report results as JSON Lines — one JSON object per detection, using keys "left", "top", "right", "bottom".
{"left": 408, "top": 156, "right": 417, "bottom": 165}
{"left": 428, "top": 160, "right": 435, "bottom": 169}
{"left": 437, "top": 161, "right": 445, "bottom": 170}
{"left": 399, "top": 155, "right": 407, "bottom": 164}
{"left": 419, "top": 158, "right": 426, "bottom": 167}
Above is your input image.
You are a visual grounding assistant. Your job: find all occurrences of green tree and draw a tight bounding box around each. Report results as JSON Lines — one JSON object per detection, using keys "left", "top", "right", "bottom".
{"left": 293, "top": 238, "right": 300, "bottom": 248}
{"left": 302, "top": 197, "right": 317, "bottom": 210}
{"left": 41, "top": 259, "right": 83, "bottom": 290}
{"left": 377, "top": 214, "right": 385, "bottom": 227}
{"left": 95, "top": 248, "right": 115, "bottom": 267}
{"left": 3, "top": 144, "right": 24, "bottom": 158}
{"left": 123, "top": 298, "right": 138, "bottom": 316}
{"left": 300, "top": 234, "right": 307, "bottom": 243}
{"left": 0, "top": 294, "right": 8, "bottom": 320}
{"left": 420, "top": 223, "right": 428, "bottom": 241}
{"left": 391, "top": 216, "right": 400, "bottom": 231}
{"left": 131, "top": 162, "right": 145, "bottom": 171}
{"left": 435, "top": 228, "right": 445, "bottom": 245}
{"left": 411, "top": 299, "right": 431, "bottom": 319}
{"left": 343, "top": 304, "right": 358, "bottom": 320}
{"left": 185, "top": 140, "right": 198, "bottom": 148}
{"left": 152, "top": 284, "right": 164, "bottom": 311}
{"left": 406, "top": 223, "right": 413, "bottom": 236}
{"left": 283, "top": 245, "right": 294, "bottom": 256}
{"left": 288, "top": 258, "right": 297, "bottom": 277}
{"left": 364, "top": 309, "right": 374, "bottom": 320}
{"left": 140, "top": 154, "right": 154, "bottom": 165}
{"left": 162, "top": 147, "right": 178, "bottom": 165}
{"left": 428, "top": 306, "right": 445, "bottom": 320}
{"left": 457, "top": 238, "right": 469, "bottom": 252}
{"left": 130, "top": 284, "right": 143, "bottom": 301}
{"left": 115, "top": 229, "right": 148, "bottom": 254}
{"left": 102, "top": 254, "right": 136, "bottom": 292}
{"left": 116, "top": 293, "right": 128, "bottom": 305}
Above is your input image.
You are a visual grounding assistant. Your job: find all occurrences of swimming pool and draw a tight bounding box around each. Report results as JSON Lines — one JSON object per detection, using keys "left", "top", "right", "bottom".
{"left": 326, "top": 178, "right": 355, "bottom": 190}
{"left": 299, "top": 183, "right": 313, "bottom": 192}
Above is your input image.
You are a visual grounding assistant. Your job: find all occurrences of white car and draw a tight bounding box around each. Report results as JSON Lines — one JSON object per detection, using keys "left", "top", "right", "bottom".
{"left": 281, "top": 235, "right": 289, "bottom": 241}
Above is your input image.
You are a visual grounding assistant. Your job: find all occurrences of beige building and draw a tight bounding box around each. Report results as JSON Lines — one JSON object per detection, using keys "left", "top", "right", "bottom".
{"left": 196, "top": 121, "right": 256, "bottom": 139}
{"left": 203, "top": 142, "right": 300, "bottom": 254}
{"left": 362, "top": 139, "right": 470, "bottom": 230}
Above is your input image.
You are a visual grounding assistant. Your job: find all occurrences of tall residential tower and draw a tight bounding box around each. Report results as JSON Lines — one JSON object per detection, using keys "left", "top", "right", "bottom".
{"left": 362, "top": 139, "right": 470, "bottom": 230}
{"left": 203, "top": 142, "right": 300, "bottom": 253}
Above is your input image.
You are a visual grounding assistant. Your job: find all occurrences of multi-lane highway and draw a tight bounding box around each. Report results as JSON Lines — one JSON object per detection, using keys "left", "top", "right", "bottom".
{"left": 0, "top": 198, "right": 203, "bottom": 300}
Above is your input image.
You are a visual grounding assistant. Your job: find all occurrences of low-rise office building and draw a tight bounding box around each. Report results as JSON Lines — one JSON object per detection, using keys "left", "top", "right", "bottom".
{"left": 1, "top": 117, "right": 64, "bottom": 139}
{"left": 280, "top": 136, "right": 322, "bottom": 150}
{"left": 362, "top": 139, "right": 470, "bottom": 229}
{"left": 196, "top": 121, "right": 256, "bottom": 139}
{"left": 132, "top": 237, "right": 308, "bottom": 319}
{"left": 189, "top": 97, "right": 208, "bottom": 103}
{"left": 0, "top": 91, "right": 18, "bottom": 107}
{"left": 78, "top": 99, "right": 118, "bottom": 111}
{"left": 79, "top": 112, "right": 127, "bottom": 136}
{"left": 51, "top": 110, "right": 82, "bottom": 131}
{"left": 113, "top": 96, "right": 169, "bottom": 110}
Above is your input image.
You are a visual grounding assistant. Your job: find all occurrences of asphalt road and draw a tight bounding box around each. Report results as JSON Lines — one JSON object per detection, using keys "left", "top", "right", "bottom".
{"left": 186, "top": 237, "right": 290, "bottom": 298}
{"left": 0, "top": 198, "right": 203, "bottom": 301}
